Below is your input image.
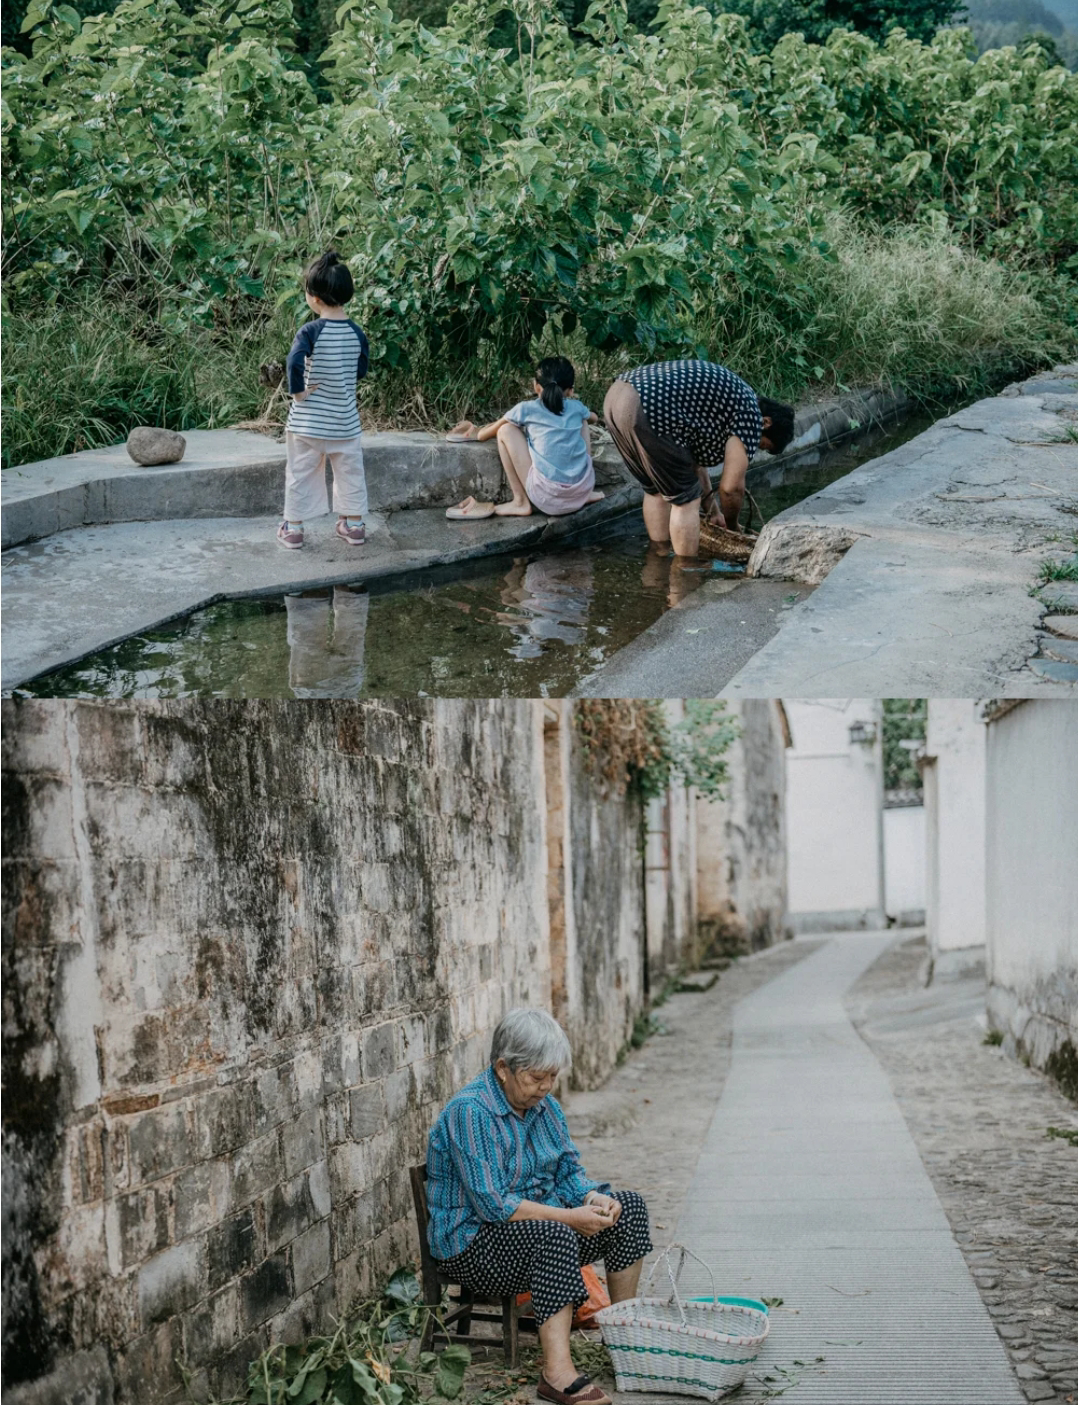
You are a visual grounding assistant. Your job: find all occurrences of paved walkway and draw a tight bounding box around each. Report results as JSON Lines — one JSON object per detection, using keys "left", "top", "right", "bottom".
{"left": 619, "top": 933, "right": 1025, "bottom": 1404}
{"left": 721, "top": 366, "right": 1078, "bottom": 697}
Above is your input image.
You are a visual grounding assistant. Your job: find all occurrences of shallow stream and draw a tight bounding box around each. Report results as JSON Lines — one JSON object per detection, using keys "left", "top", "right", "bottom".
{"left": 17, "top": 408, "right": 945, "bottom": 700}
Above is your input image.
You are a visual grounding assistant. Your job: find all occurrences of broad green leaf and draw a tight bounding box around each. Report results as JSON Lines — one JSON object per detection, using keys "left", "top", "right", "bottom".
{"left": 434, "top": 1344, "right": 471, "bottom": 1399}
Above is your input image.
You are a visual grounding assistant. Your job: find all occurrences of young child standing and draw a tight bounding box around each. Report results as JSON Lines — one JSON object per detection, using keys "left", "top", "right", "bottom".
{"left": 277, "top": 251, "right": 371, "bottom": 549}
{"left": 444, "top": 356, "right": 604, "bottom": 520}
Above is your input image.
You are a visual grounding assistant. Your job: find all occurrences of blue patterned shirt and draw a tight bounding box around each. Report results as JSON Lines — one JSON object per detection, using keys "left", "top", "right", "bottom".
{"left": 426, "top": 1065, "right": 612, "bottom": 1261}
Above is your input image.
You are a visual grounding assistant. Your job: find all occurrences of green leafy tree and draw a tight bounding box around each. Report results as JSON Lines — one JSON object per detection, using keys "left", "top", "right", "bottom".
{"left": 2, "top": 0, "right": 1074, "bottom": 461}
{"left": 717, "top": 0, "right": 966, "bottom": 48}
{"left": 882, "top": 699, "right": 927, "bottom": 794}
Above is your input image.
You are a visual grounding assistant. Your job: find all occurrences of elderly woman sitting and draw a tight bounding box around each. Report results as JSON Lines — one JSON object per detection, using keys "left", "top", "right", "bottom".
{"left": 426, "top": 1009, "right": 652, "bottom": 1405}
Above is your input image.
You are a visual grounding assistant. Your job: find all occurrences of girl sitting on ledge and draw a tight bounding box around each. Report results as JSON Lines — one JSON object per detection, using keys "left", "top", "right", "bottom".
{"left": 445, "top": 356, "right": 605, "bottom": 520}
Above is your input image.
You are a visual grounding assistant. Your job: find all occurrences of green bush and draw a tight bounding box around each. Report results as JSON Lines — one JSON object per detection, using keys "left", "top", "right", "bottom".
{"left": 1, "top": 0, "right": 1075, "bottom": 466}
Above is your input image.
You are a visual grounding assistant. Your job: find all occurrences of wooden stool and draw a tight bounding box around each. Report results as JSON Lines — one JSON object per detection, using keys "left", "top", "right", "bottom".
{"left": 410, "top": 1164, "right": 537, "bottom": 1368}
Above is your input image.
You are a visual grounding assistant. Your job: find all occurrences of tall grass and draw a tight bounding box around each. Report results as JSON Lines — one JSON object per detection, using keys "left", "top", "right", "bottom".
{"left": 2, "top": 217, "right": 1070, "bottom": 469}
{"left": 697, "top": 212, "right": 1072, "bottom": 405}
{"left": 1, "top": 300, "right": 287, "bottom": 469}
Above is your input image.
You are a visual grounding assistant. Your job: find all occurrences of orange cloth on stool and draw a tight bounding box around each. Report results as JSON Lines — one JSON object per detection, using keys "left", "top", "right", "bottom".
{"left": 517, "top": 1265, "right": 611, "bottom": 1327}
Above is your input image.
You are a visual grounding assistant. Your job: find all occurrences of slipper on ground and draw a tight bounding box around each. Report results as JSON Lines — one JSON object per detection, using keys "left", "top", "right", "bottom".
{"left": 445, "top": 500, "right": 495, "bottom": 520}
{"left": 537, "top": 1374, "right": 611, "bottom": 1405}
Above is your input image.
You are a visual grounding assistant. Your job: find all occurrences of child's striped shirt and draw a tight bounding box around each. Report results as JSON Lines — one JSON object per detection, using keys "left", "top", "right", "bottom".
{"left": 286, "top": 317, "right": 370, "bottom": 439}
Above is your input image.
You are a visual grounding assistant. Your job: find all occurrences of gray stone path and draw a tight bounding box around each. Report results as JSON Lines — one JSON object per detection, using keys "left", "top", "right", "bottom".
{"left": 632, "top": 933, "right": 1025, "bottom": 1404}
{"left": 721, "top": 366, "right": 1078, "bottom": 698}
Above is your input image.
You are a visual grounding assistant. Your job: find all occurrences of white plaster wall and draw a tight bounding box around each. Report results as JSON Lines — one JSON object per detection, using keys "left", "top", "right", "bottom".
{"left": 924, "top": 699, "right": 987, "bottom": 962}
{"left": 985, "top": 701, "right": 1078, "bottom": 1069}
{"left": 785, "top": 700, "right": 885, "bottom": 928}
{"left": 884, "top": 806, "right": 926, "bottom": 920}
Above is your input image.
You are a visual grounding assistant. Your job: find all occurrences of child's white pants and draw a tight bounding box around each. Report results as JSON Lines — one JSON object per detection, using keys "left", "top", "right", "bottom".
{"left": 284, "top": 432, "right": 368, "bottom": 521}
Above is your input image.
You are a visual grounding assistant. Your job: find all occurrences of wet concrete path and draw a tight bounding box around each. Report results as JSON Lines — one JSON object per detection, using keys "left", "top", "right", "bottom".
{"left": 614, "top": 933, "right": 1026, "bottom": 1405}
{"left": 1, "top": 492, "right": 644, "bottom": 691}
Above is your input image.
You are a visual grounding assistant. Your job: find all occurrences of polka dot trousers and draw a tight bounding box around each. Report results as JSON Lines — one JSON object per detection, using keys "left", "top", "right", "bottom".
{"left": 436, "top": 1189, "right": 652, "bottom": 1324}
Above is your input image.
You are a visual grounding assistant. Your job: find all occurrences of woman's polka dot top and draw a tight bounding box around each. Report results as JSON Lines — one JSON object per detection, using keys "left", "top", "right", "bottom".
{"left": 619, "top": 360, "right": 764, "bottom": 468}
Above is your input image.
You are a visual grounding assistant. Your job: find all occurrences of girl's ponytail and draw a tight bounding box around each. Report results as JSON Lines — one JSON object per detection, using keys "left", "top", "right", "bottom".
{"left": 536, "top": 355, "right": 575, "bottom": 415}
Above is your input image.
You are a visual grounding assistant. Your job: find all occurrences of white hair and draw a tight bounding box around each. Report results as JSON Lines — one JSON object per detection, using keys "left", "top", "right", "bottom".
{"left": 491, "top": 1008, "right": 572, "bottom": 1073}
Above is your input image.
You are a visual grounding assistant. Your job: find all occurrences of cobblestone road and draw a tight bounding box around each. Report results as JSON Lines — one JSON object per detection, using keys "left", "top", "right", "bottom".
{"left": 846, "top": 936, "right": 1078, "bottom": 1405}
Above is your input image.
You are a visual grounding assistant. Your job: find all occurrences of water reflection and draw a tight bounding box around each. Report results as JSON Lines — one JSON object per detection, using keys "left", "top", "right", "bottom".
{"left": 640, "top": 541, "right": 704, "bottom": 608}
{"left": 495, "top": 551, "right": 596, "bottom": 658}
{"left": 285, "top": 587, "right": 370, "bottom": 697}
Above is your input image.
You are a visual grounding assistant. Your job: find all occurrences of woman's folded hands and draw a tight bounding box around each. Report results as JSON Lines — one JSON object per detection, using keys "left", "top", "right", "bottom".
{"left": 584, "top": 1191, "right": 623, "bottom": 1224}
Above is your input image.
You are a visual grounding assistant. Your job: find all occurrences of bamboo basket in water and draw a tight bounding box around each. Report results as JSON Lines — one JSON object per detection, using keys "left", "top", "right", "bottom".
{"left": 697, "top": 489, "right": 762, "bottom": 564}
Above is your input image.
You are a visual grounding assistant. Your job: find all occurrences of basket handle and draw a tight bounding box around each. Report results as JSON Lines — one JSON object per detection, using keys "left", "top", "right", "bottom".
{"left": 643, "top": 1244, "right": 718, "bottom": 1325}
{"left": 740, "top": 489, "right": 764, "bottom": 534}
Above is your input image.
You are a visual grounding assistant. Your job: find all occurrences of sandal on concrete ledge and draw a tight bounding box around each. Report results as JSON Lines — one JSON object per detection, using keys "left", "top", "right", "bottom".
{"left": 537, "top": 1374, "right": 611, "bottom": 1405}
{"left": 446, "top": 497, "right": 496, "bottom": 520}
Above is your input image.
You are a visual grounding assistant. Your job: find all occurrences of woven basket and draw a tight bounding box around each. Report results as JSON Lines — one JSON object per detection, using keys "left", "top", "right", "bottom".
{"left": 594, "top": 1245, "right": 769, "bottom": 1401}
{"left": 697, "top": 519, "right": 758, "bottom": 563}
{"left": 697, "top": 489, "right": 762, "bottom": 565}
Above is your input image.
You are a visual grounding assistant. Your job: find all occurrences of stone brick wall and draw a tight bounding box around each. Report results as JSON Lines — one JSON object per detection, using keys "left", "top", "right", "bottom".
{"left": 2, "top": 700, "right": 552, "bottom": 1405}
{"left": 563, "top": 712, "right": 646, "bottom": 1089}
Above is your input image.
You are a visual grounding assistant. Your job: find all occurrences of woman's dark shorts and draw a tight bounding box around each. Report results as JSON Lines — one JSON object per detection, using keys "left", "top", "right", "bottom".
{"left": 603, "top": 379, "right": 700, "bottom": 507}
{"left": 436, "top": 1189, "right": 652, "bottom": 1324}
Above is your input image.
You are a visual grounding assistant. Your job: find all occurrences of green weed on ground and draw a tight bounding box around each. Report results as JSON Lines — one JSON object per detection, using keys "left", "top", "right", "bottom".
{"left": 1036, "top": 557, "right": 1080, "bottom": 585}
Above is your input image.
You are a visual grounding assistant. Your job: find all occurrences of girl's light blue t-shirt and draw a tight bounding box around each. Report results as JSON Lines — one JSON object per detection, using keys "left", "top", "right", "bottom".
{"left": 503, "top": 397, "right": 591, "bottom": 484}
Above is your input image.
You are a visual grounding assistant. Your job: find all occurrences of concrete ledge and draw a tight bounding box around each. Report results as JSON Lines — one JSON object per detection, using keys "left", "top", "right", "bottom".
{"left": 2, "top": 430, "right": 519, "bottom": 549}
{"left": 928, "top": 946, "right": 987, "bottom": 982}
{"left": 2, "top": 387, "right": 908, "bottom": 549}
{"left": 0, "top": 489, "right": 643, "bottom": 691}
{"left": 725, "top": 366, "right": 1079, "bottom": 697}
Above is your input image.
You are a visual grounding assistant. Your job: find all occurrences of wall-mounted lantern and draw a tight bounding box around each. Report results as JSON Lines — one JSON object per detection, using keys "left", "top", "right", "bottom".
{"left": 848, "top": 720, "right": 878, "bottom": 747}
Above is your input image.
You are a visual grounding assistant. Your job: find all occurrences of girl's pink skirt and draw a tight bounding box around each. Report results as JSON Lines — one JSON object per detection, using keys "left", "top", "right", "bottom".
{"left": 525, "top": 456, "right": 596, "bottom": 516}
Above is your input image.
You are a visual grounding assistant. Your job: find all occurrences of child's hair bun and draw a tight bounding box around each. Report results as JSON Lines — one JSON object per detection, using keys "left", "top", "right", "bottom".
{"left": 304, "top": 249, "right": 354, "bottom": 306}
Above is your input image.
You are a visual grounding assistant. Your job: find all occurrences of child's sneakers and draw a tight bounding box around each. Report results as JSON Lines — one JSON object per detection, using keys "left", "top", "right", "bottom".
{"left": 277, "top": 521, "right": 304, "bottom": 549}
{"left": 336, "top": 517, "right": 366, "bottom": 546}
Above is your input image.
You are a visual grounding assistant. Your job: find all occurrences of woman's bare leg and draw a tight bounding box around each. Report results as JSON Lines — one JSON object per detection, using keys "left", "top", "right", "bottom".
{"left": 607, "top": 1259, "right": 644, "bottom": 1303}
{"left": 494, "top": 422, "right": 533, "bottom": 516}
{"left": 669, "top": 500, "right": 701, "bottom": 558}
{"left": 538, "top": 1303, "right": 576, "bottom": 1388}
{"left": 642, "top": 493, "right": 671, "bottom": 543}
